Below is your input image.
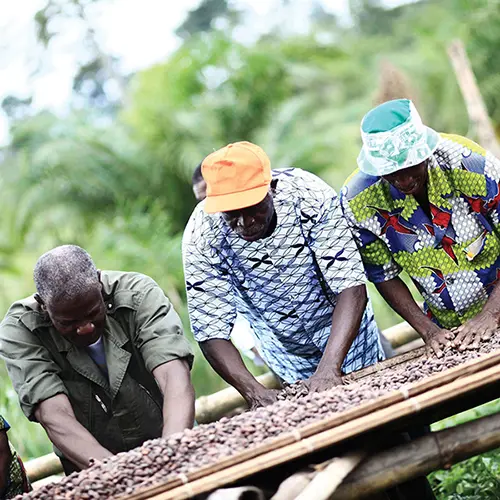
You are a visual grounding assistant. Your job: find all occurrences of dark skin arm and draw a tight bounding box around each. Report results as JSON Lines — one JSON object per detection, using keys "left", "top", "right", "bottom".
{"left": 453, "top": 280, "right": 500, "bottom": 350}
{"left": 306, "top": 284, "right": 367, "bottom": 392}
{"left": 153, "top": 359, "right": 195, "bottom": 438}
{"left": 200, "top": 339, "right": 279, "bottom": 410}
{"left": 0, "top": 429, "right": 12, "bottom": 494}
{"left": 35, "top": 394, "right": 112, "bottom": 470}
{"left": 376, "top": 277, "right": 454, "bottom": 357}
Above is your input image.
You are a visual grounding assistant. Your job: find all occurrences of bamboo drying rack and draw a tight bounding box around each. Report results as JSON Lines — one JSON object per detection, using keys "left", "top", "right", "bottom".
{"left": 122, "top": 347, "right": 500, "bottom": 500}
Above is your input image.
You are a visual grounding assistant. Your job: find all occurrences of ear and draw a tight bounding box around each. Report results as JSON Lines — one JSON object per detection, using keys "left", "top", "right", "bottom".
{"left": 34, "top": 294, "right": 46, "bottom": 310}
{"left": 97, "top": 270, "right": 104, "bottom": 293}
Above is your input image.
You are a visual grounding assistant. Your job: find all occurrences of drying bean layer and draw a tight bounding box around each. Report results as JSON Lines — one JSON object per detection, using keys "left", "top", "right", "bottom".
{"left": 18, "top": 338, "right": 500, "bottom": 499}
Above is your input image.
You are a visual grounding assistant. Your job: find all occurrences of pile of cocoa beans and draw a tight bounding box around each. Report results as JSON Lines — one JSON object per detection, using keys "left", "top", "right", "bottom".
{"left": 17, "top": 337, "right": 500, "bottom": 499}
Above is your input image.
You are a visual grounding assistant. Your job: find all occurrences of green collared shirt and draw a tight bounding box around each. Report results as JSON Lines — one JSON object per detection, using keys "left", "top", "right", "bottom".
{"left": 0, "top": 270, "right": 193, "bottom": 422}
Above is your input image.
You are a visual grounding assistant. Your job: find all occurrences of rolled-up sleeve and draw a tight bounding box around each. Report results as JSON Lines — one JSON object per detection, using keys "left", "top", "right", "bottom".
{"left": 0, "top": 321, "right": 67, "bottom": 420}
{"left": 133, "top": 284, "right": 194, "bottom": 373}
{"left": 340, "top": 188, "right": 402, "bottom": 284}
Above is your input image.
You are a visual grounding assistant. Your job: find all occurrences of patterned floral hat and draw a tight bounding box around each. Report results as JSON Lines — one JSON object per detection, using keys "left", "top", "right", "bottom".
{"left": 357, "top": 99, "right": 440, "bottom": 176}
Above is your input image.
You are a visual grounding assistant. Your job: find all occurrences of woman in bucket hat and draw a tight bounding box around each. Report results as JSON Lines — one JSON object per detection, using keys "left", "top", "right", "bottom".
{"left": 341, "top": 98, "right": 500, "bottom": 355}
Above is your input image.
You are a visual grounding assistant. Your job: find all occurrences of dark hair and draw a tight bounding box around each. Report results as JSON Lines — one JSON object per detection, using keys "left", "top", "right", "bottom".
{"left": 192, "top": 162, "right": 204, "bottom": 185}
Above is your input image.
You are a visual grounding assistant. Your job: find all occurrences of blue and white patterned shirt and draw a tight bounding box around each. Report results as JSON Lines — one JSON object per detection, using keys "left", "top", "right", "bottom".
{"left": 183, "top": 168, "right": 384, "bottom": 383}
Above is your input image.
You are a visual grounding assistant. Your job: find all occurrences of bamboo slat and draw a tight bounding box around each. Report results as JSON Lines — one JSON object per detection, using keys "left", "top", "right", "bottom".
{"left": 122, "top": 350, "right": 500, "bottom": 500}
{"left": 345, "top": 347, "right": 425, "bottom": 382}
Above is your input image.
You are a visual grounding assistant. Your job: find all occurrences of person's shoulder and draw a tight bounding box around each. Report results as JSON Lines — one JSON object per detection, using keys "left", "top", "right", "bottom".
{"left": 0, "top": 295, "right": 48, "bottom": 344}
{"left": 274, "top": 167, "right": 332, "bottom": 188}
{"left": 273, "top": 167, "right": 337, "bottom": 205}
{"left": 101, "top": 270, "right": 160, "bottom": 297}
{"left": 341, "top": 168, "right": 382, "bottom": 202}
{"left": 436, "top": 134, "right": 489, "bottom": 175}
{"left": 182, "top": 202, "right": 224, "bottom": 251}
{"left": 438, "top": 133, "right": 486, "bottom": 157}
{"left": 1, "top": 295, "right": 40, "bottom": 327}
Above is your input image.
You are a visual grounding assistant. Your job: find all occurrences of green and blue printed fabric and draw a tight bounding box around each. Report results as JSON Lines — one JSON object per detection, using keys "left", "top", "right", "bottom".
{"left": 342, "top": 134, "right": 500, "bottom": 329}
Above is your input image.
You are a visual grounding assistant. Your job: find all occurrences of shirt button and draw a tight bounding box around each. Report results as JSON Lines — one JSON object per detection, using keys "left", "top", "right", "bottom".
{"left": 107, "top": 303, "right": 113, "bottom": 310}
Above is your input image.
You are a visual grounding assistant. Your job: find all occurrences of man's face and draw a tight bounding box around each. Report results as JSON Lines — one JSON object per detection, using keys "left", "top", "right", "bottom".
{"left": 193, "top": 179, "right": 207, "bottom": 202}
{"left": 382, "top": 160, "right": 429, "bottom": 197}
{"left": 222, "top": 192, "right": 275, "bottom": 242}
{"left": 45, "top": 287, "right": 107, "bottom": 347}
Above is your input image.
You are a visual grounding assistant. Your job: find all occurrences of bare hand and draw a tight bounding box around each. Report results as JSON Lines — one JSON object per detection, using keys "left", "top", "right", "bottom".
{"left": 453, "top": 311, "right": 498, "bottom": 351}
{"left": 423, "top": 326, "right": 455, "bottom": 358}
{"left": 246, "top": 388, "right": 280, "bottom": 411}
{"left": 305, "top": 371, "right": 343, "bottom": 393}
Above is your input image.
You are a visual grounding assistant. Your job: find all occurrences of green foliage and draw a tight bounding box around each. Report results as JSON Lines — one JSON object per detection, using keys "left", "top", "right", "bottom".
{"left": 175, "top": 0, "right": 240, "bottom": 40}
{"left": 1, "top": 8, "right": 500, "bottom": 497}
{"left": 428, "top": 400, "right": 500, "bottom": 499}
{"left": 430, "top": 452, "right": 500, "bottom": 500}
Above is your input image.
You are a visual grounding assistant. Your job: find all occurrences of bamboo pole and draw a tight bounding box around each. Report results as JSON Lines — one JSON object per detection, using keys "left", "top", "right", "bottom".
{"left": 332, "top": 411, "right": 500, "bottom": 499}
{"left": 195, "top": 372, "right": 280, "bottom": 424}
{"left": 270, "top": 471, "right": 314, "bottom": 500}
{"left": 447, "top": 39, "right": 500, "bottom": 157}
{"left": 122, "top": 359, "right": 500, "bottom": 500}
{"left": 382, "top": 322, "right": 418, "bottom": 348}
{"left": 394, "top": 338, "right": 424, "bottom": 356}
{"left": 24, "top": 453, "right": 62, "bottom": 483}
{"left": 294, "top": 451, "right": 366, "bottom": 500}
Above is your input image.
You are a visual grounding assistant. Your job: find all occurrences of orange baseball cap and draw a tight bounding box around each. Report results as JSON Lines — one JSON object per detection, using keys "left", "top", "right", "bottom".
{"left": 202, "top": 141, "right": 272, "bottom": 214}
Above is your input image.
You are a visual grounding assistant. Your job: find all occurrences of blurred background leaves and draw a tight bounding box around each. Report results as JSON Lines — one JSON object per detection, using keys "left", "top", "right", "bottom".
{"left": 1, "top": 1, "right": 500, "bottom": 495}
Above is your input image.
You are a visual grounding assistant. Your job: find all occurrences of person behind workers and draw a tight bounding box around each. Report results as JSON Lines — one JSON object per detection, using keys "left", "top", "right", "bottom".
{"left": 183, "top": 141, "right": 384, "bottom": 409}
{"left": 341, "top": 98, "right": 500, "bottom": 356}
{"left": 192, "top": 162, "right": 207, "bottom": 203}
{"left": 192, "top": 162, "right": 266, "bottom": 367}
{"left": 0, "top": 415, "right": 31, "bottom": 498}
{"left": 0, "top": 245, "right": 194, "bottom": 475}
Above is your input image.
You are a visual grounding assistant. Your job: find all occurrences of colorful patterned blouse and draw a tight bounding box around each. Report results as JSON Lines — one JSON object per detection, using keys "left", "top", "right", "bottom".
{"left": 341, "top": 134, "right": 500, "bottom": 329}
{"left": 0, "top": 415, "right": 31, "bottom": 498}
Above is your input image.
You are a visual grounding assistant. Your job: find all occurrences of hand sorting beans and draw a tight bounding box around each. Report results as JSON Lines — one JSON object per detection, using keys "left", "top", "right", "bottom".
{"left": 16, "top": 336, "right": 500, "bottom": 500}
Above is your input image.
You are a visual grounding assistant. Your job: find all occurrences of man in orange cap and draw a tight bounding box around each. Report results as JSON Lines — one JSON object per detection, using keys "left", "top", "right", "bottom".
{"left": 183, "top": 141, "right": 384, "bottom": 408}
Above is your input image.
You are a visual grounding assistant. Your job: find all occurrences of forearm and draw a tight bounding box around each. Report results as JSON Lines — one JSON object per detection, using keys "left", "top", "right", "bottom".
{"left": 316, "top": 284, "right": 367, "bottom": 375}
{"left": 162, "top": 391, "right": 195, "bottom": 437}
{"left": 376, "top": 277, "right": 436, "bottom": 338}
{"left": 481, "top": 280, "right": 500, "bottom": 318}
{"left": 200, "top": 339, "right": 265, "bottom": 401}
{"left": 0, "top": 431, "right": 11, "bottom": 493}
{"left": 154, "top": 360, "right": 195, "bottom": 438}
{"left": 35, "top": 395, "right": 112, "bottom": 470}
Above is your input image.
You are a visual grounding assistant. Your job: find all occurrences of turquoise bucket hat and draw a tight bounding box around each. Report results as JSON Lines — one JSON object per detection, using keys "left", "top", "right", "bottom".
{"left": 357, "top": 99, "right": 440, "bottom": 177}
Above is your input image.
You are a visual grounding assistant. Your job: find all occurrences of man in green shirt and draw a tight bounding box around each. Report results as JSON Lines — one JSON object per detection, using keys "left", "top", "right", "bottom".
{"left": 0, "top": 415, "right": 31, "bottom": 498}
{"left": 0, "top": 245, "right": 194, "bottom": 474}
